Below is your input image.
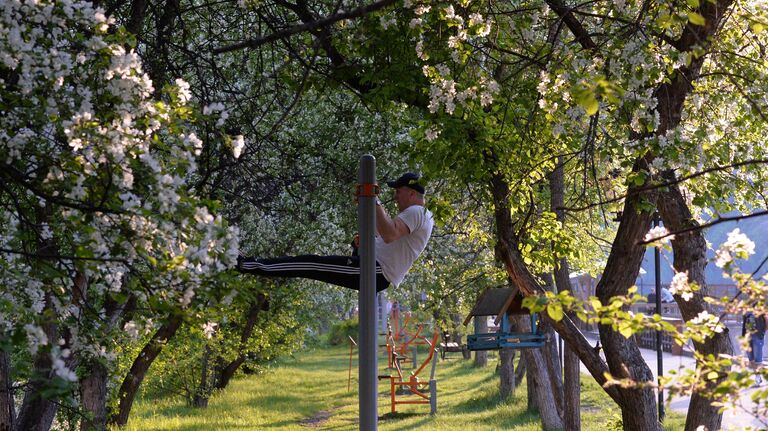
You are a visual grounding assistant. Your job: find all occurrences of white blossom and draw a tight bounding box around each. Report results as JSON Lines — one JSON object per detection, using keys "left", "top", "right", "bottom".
{"left": 202, "top": 321, "right": 218, "bottom": 339}
{"left": 444, "top": 5, "right": 456, "bottom": 19}
{"left": 25, "top": 324, "right": 49, "bottom": 355}
{"left": 465, "top": 13, "right": 482, "bottom": 27}
{"left": 181, "top": 287, "right": 195, "bottom": 307}
{"left": 415, "top": 40, "right": 428, "bottom": 61}
{"left": 644, "top": 226, "right": 674, "bottom": 245}
{"left": 232, "top": 135, "right": 245, "bottom": 159}
{"left": 668, "top": 271, "right": 693, "bottom": 301}
{"left": 124, "top": 321, "right": 140, "bottom": 338}
{"left": 425, "top": 128, "right": 440, "bottom": 141}
{"left": 414, "top": 5, "right": 430, "bottom": 15}
{"left": 688, "top": 311, "right": 724, "bottom": 334}
{"left": 52, "top": 357, "right": 78, "bottom": 382}
{"left": 379, "top": 15, "right": 396, "bottom": 30}
{"left": 175, "top": 78, "right": 192, "bottom": 104}
{"left": 715, "top": 228, "right": 756, "bottom": 268}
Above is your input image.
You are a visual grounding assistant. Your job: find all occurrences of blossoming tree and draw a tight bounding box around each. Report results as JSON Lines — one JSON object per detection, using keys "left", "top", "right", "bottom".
{"left": 0, "top": 1, "right": 239, "bottom": 429}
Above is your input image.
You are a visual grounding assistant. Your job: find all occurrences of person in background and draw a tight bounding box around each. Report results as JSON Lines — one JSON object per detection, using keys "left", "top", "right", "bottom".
{"left": 742, "top": 311, "right": 766, "bottom": 387}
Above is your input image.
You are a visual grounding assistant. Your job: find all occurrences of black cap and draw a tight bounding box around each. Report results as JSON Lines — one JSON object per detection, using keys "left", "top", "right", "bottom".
{"left": 386, "top": 172, "right": 425, "bottom": 194}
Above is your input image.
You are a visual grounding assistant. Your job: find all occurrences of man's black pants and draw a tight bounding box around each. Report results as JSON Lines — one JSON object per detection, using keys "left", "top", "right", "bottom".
{"left": 238, "top": 254, "right": 390, "bottom": 292}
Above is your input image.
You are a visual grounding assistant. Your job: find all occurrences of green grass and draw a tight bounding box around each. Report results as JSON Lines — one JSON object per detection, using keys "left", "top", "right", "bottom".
{"left": 121, "top": 345, "right": 685, "bottom": 430}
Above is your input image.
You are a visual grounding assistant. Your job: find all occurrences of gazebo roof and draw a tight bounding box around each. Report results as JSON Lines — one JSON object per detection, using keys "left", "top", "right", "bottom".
{"left": 463, "top": 287, "right": 530, "bottom": 326}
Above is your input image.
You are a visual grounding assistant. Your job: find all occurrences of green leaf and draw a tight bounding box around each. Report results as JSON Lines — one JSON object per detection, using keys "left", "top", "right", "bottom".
{"left": 751, "top": 22, "right": 764, "bottom": 34}
{"left": 619, "top": 324, "right": 634, "bottom": 339}
{"left": 547, "top": 303, "right": 564, "bottom": 321}
{"left": 687, "top": 0, "right": 699, "bottom": 7}
{"left": 688, "top": 12, "right": 706, "bottom": 26}
{"left": 590, "top": 298, "right": 602, "bottom": 312}
{"left": 580, "top": 94, "right": 599, "bottom": 116}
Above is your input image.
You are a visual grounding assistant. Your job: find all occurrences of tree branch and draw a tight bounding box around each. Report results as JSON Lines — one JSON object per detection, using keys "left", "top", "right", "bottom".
{"left": 639, "top": 209, "right": 768, "bottom": 246}
{"left": 212, "top": 0, "right": 398, "bottom": 54}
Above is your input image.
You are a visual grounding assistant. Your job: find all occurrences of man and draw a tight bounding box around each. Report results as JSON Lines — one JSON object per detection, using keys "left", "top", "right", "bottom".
{"left": 237, "top": 172, "right": 434, "bottom": 292}
{"left": 743, "top": 311, "right": 766, "bottom": 386}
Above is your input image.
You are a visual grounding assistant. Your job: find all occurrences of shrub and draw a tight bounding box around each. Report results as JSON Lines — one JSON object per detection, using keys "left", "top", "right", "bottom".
{"left": 327, "top": 318, "right": 359, "bottom": 345}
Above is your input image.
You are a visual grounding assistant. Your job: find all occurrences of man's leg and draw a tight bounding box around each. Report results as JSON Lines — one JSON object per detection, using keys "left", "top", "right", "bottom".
{"left": 238, "top": 254, "right": 389, "bottom": 291}
{"left": 749, "top": 337, "right": 764, "bottom": 386}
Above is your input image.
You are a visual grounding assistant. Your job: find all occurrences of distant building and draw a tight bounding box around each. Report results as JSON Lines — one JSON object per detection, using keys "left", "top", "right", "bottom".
{"left": 635, "top": 213, "right": 768, "bottom": 299}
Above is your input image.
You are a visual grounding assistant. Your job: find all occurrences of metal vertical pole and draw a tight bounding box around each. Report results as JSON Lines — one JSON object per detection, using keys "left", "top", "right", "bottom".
{"left": 653, "top": 211, "right": 665, "bottom": 421}
{"left": 358, "top": 155, "right": 377, "bottom": 431}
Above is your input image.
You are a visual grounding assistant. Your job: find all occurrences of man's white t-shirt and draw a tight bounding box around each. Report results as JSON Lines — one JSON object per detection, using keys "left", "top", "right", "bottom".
{"left": 375, "top": 205, "right": 434, "bottom": 287}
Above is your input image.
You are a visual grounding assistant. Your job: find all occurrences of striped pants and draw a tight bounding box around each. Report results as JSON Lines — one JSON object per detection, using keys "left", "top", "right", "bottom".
{"left": 238, "top": 254, "right": 390, "bottom": 292}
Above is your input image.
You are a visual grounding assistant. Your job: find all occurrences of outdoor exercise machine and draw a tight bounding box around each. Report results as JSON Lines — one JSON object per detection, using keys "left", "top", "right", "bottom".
{"left": 379, "top": 328, "right": 439, "bottom": 414}
{"left": 386, "top": 303, "right": 433, "bottom": 368}
{"left": 463, "top": 287, "right": 545, "bottom": 351}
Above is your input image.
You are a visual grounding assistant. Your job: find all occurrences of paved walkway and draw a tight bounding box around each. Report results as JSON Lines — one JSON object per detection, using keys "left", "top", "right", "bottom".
{"left": 580, "top": 333, "right": 765, "bottom": 430}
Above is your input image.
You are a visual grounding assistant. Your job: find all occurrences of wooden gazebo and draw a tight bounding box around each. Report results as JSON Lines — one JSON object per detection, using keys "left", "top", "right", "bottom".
{"left": 463, "top": 287, "right": 545, "bottom": 351}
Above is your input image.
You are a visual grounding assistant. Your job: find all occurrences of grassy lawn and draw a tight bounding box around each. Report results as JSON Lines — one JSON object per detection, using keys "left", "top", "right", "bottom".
{"left": 121, "top": 345, "right": 685, "bottom": 430}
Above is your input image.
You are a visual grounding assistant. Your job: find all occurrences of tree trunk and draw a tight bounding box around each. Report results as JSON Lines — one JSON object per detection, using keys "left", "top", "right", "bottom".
{"left": 515, "top": 315, "right": 564, "bottom": 429}
{"left": 79, "top": 362, "right": 108, "bottom": 431}
{"left": 498, "top": 348, "right": 516, "bottom": 399}
{"left": 562, "top": 336, "right": 581, "bottom": 430}
{"left": 109, "top": 313, "right": 183, "bottom": 427}
{"left": 594, "top": 159, "right": 662, "bottom": 431}
{"left": 539, "top": 274, "right": 565, "bottom": 419}
{"left": 215, "top": 294, "right": 268, "bottom": 390}
{"left": 15, "top": 346, "right": 58, "bottom": 431}
{"left": 489, "top": 168, "right": 620, "bottom": 429}
{"left": 14, "top": 294, "right": 69, "bottom": 431}
{"left": 515, "top": 352, "right": 527, "bottom": 387}
{"left": 0, "top": 348, "right": 14, "bottom": 431}
{"left": 488, "top": 170, "right": 617, "bottom": 391}
{"left": 526, "top": 358, "right": 538, "bottom": 413}
{"left": 549, "top": 156, "right": 581, "bottom": 431}
{"left": 473, "top": 317, "right": 488, "bottom": 367}
{"left": 657, "top": 181, "right": 733, "bottom": 431}
{"left": 192, "top": 346, "right": 211, "bottom": 408}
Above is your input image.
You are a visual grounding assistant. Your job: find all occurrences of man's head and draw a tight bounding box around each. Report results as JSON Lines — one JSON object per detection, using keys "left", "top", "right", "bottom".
{"left": 386, "top": 172, "right": 426, "bottom": 211}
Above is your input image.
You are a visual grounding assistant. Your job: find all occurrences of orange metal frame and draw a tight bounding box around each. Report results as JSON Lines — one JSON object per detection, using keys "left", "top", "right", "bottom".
{"left": 381, "top": 329, "right": 439, "bottom": 414}
{"left": 389, "top": 307, "right": 432, "bottom": 368}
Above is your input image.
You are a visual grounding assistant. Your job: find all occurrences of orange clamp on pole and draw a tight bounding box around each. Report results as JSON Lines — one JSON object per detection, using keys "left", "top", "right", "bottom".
{"left": 356, "top": 183, "right": 380, "bottom": 198}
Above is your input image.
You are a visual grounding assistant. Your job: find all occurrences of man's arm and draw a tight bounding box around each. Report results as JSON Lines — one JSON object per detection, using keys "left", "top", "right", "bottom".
{"left": 376, "top": 203, "right": 410, "bottom": 243}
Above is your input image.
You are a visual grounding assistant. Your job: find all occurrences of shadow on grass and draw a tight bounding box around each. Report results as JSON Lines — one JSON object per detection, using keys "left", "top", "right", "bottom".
{"left": 378, "top": 412, "right": 432, "bottom": 430}
{"left": 453, "top": 388, "right": 507, "bottom": 413}
{"left": 142, "top": 424, "right": 254, "bottom": 431}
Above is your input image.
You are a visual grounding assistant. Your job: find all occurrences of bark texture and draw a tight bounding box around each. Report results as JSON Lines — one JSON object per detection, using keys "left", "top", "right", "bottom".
{"left": 110, "top": 314, "right": 183, "bottom": 427}
{"left": 517, "top": 314, "right": 563, "bottom": 430}
{"left": 0, "top": 349, "right": 13, "bottom": 431}
{"left": 473, "top": 317, "right": 488, "bottom": 367}
{"left": 594, "top": 159, "right": 662, "bottom": 431}
{"left": 15, "top": 336, "right": 59, "bottom": 431}
{"left": 498, "top": 348, "right": 516, "bottom": 399}
{"left": 657, "top": 181, "right": 733, "bottom": 431}
{"left": 539, "top": 274, "right": 564, "bottom": 419}
{"left": 80, "top": 363, "right": 108, "bottom": 431}
{"left": 214, "top": 294, "right": 269, "bottom": 390}
{"left": 489, "top": 171, "right": 619, "bottom": 402}
{"left": 549, "top": 157, "right": 581, "bottom": 431}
